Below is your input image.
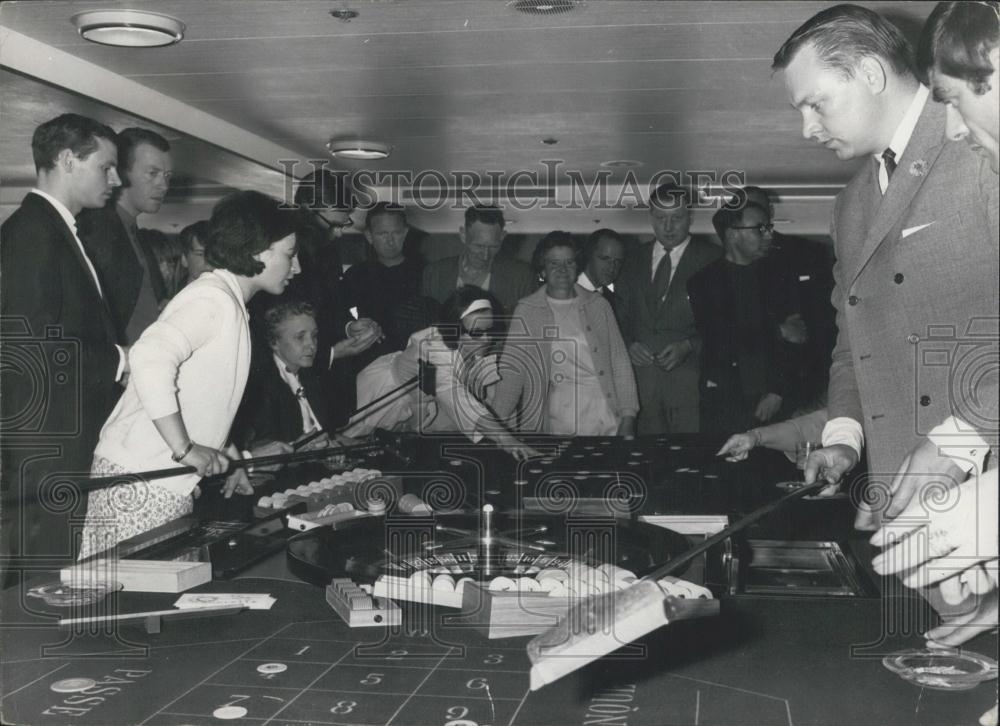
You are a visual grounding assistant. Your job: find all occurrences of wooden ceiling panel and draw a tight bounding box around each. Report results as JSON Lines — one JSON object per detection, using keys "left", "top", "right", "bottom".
{"left": 0, "top": 0, "right": 939, "bottom": 233}
{"left": 0, "top": 1, "right": 924, "bottom": 44}
{"left": 193, "top": 86, "right": 783, "bottom": 122}
{"left": 21, "top": 25, "right": 793, "bottom": 78}
{"left": 130, "top": 61, "right": 779, "bottom": 103}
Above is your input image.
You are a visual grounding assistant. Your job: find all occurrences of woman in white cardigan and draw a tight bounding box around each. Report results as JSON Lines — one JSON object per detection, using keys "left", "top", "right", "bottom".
{"left": 79, "top": 191, "right": 299, "bottom": 558}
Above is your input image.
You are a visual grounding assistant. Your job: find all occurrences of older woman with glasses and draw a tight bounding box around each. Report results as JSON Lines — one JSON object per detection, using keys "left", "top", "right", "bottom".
{"left": 491, "top": 231, "right": 638, "bottom": 437}
{"left": 345, "top": 287, "right": 534, "bottom": 458}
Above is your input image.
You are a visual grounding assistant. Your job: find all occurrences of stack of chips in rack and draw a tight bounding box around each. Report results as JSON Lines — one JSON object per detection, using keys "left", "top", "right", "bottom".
{"left": 255, "top": 468, "right": 390, "bottom": 514}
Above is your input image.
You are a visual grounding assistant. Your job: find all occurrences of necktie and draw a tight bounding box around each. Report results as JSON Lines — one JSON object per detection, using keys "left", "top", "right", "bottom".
{"left": 882, "top": 148, "right": 897, "bottom": 180}
{"left": 651, "top": 249, "right": 672, "bottom": 308}
{"left": 601, "top": 286, "right": 616, "bottom": 309}
{"left": 69, "top": 222, "right": 105, "bottom": 298}
{"left": 291, "top": 381, "right": 318, "bottom": 431}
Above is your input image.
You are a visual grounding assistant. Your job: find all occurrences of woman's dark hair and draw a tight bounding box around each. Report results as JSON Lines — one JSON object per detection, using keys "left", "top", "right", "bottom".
{"left": 436, "top": 286, "right": 503, "bottom": 350}
{"left": 531, "top": 230, "right": 578, "bottom": 276}
{"left": 204, "top": 191, "right": 300, "bottom": 276}
{"left": 262, "top": 300, "right": 316, "bottom": 346}
{"left": 918, "top": 1, "right": 998, "bottom": 93}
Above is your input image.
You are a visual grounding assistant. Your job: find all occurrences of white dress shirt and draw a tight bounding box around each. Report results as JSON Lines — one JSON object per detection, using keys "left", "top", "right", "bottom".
{"left": 874, "top": 85, "right": 929, "bottom": 194}
{"left": 30, "top": 188, "right": 104, "bottom": 297}
{"left": 576, "top": 271, "right": 615, "bottom": 294}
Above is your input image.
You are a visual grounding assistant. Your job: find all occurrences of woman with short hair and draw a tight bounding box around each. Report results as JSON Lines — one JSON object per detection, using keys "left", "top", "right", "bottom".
{"left": 79, "top": 190, "right": 298, "bottom": 557}
{"left": 491, "top": 232, "right": 638, "bottom": 436}
{"left": 233, "top": 300, "right": 337, "bottom": 450}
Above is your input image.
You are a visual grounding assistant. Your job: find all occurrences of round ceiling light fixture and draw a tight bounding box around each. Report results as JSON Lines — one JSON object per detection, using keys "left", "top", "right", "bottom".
{"left": 329, "top": 8, "right": 360, "bottom": 22}
{"left": 509, "top": 0, "right": 580, "bottom": 15}
{"left": 327, "top": 140, "right": 391, "bottom": 160}
{"left": 600, "top": 159, "right": 643, "bottom": 169}
{"left": 72, "top": 10, "right": 185, "bottom": 48}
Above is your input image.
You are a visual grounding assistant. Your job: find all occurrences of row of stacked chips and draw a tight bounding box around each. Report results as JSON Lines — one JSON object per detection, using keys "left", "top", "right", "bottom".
{"left": 390, "top": 565, "right": 712, "bottom": 600}
{"left": 256, "top": 467, "right": 382, "bottom": 511}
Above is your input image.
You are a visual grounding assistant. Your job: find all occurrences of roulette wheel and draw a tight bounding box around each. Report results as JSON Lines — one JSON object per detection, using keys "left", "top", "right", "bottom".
{"left": 286, "top": 509, "right": 693, "bottom": 588}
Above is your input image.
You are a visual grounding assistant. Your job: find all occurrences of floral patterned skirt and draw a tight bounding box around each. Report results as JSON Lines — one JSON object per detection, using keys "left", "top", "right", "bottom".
{"left": 78, "top": 456, "right": 193, "bottom": 560}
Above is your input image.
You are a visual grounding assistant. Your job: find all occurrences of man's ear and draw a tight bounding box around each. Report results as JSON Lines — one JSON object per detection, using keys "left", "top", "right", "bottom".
{"left": 57, "top": 148, "right": 75, "bottom": 173}
{"left": 364, "top": 229, "right": 374, "bottom": 246}
{"left": 857, "top": 56, "right": 888, "bottom": 95}
{"left": 458, "top": 225, "right": 467, "bottom": 245}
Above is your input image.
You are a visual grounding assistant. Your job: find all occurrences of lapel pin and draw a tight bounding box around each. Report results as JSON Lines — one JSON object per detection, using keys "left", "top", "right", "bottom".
{"left": 909, "top": 159, "right": 929, "bottom": 177}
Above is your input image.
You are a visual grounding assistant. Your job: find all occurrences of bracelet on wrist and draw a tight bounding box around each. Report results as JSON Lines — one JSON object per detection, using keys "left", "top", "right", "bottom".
{"left": 171, "top": 440, "right": 194, "bottom": 462}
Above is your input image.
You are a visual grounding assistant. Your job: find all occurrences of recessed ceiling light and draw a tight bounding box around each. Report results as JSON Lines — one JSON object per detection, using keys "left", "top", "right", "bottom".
{"left": 327, "top": 140, "right": 391, "bottom": 160}
{"left": 600, "top": 160, "right": 642, "bottom": 168}
{"left": 509, "top": 0, "right": 579, "bottom": 15}
{"left": 329, "top": 8, "right": 359, "bottom": 22}
{"left": 72, "top": 10, "right": 185, "bottom": 48}
{"left": 541, "top": 137, "right": 559, "bottom": 146}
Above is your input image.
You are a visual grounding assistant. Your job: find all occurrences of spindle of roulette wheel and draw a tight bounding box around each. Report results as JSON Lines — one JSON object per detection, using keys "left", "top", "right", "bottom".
{"left": 477, "top": 504, "right": 497, "bottom": 579}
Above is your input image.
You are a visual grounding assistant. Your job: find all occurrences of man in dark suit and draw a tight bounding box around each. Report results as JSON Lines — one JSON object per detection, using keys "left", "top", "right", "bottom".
{"left": 1, "top": 113, "right": 126, "bottom": 576}
{"left": 741, "top": 185, "right": 837, "bottom": 401}
{"left": 689, "top": 202, "right": 808, "bottom": 433}
{"left": 617, "top": 183, "right": 722, "bottom": 434}
{"left": 78, "top": 127, "right": 172, "bottom": 344}
{"left": 421, "top": 205, "right": 537, "bottom": 314}
{"left": 577, "top": 228, "right": 626, "bottom": 317}
{"left": 342, "top": 202, "right": 424, "bottom": 358}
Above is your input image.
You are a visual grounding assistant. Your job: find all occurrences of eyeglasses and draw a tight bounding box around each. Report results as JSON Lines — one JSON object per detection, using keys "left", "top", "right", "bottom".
{"left": 313, "top": 211, "right": 354, "bottom": 231}
{"left": 464, "top": 326, "right": 496, "bottom": 339}
{"left": 730, "top": 223, "right": 774, "bottom": 235}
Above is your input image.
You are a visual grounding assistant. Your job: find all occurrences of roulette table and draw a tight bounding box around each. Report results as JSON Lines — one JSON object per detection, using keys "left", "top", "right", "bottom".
{"left": 1, "top": 434, "right": 996, "bottom": 726}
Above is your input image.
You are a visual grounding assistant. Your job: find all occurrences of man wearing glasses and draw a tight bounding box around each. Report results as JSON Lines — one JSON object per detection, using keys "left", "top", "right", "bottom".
{"left": 248, "top": 169, "right": 382, "bottom": 426}
{"left": 688, "top": 202, "right": 809, "bottom": 433}
{"left": 741, "top": 186, "right": 837, "bottom": 404}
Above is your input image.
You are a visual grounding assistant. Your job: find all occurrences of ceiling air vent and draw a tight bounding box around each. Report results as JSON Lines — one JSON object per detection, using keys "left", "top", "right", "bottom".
{"left": 508, "top": 0, "right": 580, "bottom": 16}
